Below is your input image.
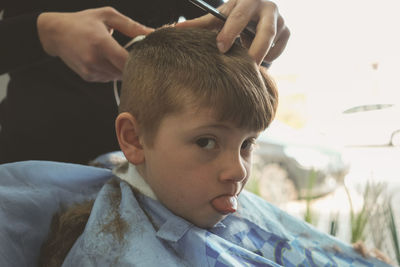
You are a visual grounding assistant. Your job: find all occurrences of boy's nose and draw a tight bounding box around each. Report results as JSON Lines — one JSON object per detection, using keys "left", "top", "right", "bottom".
{"left": 218, "top": 152, "right": 247, "bottom": 183}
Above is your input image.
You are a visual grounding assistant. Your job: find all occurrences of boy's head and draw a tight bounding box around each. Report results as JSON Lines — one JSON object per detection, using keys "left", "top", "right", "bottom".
{"left": 116, "top": 27, "right": 278, "bottom": 228}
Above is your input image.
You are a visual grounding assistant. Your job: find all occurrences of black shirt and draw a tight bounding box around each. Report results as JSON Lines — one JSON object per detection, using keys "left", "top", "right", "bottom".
{"left": 0, "top": 0, "right": 222, "bottom": 164}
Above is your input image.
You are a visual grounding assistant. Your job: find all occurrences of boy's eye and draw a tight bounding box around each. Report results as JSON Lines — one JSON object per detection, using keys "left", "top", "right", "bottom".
{"left": 196, "top": 138, "right": 217, "bottom": 150}
{"left": 241, "top": 139, "right": 255, "bottom": 150}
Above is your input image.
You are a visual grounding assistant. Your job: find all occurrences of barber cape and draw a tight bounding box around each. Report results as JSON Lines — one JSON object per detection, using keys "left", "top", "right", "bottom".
{"left": 0, "top": 161, "right": 391, "bottom": 267}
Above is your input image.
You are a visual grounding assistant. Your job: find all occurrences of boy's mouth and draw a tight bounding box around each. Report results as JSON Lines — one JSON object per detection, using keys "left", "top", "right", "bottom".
{"left": 211, "top": 195, "right": 238, "bottom": 215}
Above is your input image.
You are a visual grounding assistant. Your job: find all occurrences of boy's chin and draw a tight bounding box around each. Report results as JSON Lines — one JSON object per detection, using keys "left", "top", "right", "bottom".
{"left": 191, "top": 213, "right": 228, "bottom": 229}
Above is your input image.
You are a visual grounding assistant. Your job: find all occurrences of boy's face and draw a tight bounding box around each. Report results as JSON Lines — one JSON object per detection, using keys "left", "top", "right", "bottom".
{"left": 139, "top": 106, "right": 260, "bottom": 228}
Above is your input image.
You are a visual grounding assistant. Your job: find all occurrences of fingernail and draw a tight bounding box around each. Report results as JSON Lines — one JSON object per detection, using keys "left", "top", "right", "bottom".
{"left": 217, "top": 41, "right": 226, "bottom": 53}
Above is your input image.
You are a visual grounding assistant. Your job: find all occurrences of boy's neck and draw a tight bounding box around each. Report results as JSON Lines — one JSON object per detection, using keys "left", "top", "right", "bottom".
{"left": 114, "top": 162, "right": 157, "bottom": 200}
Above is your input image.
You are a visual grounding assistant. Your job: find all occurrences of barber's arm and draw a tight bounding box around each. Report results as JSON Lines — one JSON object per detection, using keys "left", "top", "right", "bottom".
{"left": 177, "top": 0, "right": 290, "bottom": 66}
{"left": 37, "top": 7, "right": 154, "bottom": 82}
{"left": 1, "top": 7, "right": 153, "bottom": 81}
{"left": 0, "top": 11, "right": 49, "bottom": 74}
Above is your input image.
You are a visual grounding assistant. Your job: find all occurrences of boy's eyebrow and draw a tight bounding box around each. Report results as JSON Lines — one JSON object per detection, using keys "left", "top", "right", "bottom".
{"left": 192, "top": 123, "right": 232, "bottom": 131}
{"left": 191, "top": 124, "right": 260, "bottom": 137}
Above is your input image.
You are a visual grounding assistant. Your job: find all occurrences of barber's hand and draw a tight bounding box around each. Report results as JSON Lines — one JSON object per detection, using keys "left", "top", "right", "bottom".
{"left": 37, "top": 7, "right": 154, "bottom": 82}
{"left": 177, "top": 0, "right": 290, "bottom": 67}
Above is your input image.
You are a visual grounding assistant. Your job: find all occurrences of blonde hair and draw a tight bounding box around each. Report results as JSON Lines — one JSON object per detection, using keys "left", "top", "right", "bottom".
{"left": 119, "top": 27, "right": 278, "bottom": 145}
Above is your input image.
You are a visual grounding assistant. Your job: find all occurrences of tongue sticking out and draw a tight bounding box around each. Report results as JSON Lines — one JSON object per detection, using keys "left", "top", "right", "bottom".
{"left": 211, "top": 195, "right": 238, "bottom": 214}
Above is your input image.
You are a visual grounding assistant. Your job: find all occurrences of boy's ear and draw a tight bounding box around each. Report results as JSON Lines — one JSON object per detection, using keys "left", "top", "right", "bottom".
{"left": 115, "top": 112, "right": 145, "bottom": 165}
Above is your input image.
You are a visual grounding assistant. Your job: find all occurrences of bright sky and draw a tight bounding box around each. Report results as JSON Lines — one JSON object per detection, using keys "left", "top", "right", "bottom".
{"left": 270, "top": 0, "right": 400, "bottom": 121}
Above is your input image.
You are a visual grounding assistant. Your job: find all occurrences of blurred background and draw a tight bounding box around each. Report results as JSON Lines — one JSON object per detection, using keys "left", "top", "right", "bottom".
{"left": 256, "top": 0, "right": 400, "bottom": 199}
{"left": 247, "top": 0, "right": 400, "bottom": 264}
{"left": 256, "top": 0, "right": 400, "bottom": 200}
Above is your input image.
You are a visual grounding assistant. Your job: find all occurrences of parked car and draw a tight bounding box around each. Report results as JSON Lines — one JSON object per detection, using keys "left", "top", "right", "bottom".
{"left": 252, "top": 121, "right": 349, "bottom": 200}
{"left": 322, "top": 103, "right": 400, "bottom": 147}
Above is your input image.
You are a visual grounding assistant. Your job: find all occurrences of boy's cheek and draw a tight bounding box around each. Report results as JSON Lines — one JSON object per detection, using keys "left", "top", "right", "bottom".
{"left": 241, "top": 176, "right": 250, "bottom": 191}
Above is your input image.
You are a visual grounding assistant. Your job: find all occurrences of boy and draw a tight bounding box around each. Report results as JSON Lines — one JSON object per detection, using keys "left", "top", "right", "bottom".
{"left": 113, "top": 26, "right": 278, "bottom": 229}
{"left": 40, "top": 26, "right": 279, "bottom": 266}
{"left": 17, "top": 27, "right": 390, "bottom": 266}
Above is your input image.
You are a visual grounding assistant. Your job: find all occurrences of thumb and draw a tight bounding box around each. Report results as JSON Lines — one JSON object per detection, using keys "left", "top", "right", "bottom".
{"left": 101, "top": 7, "right": 154, "bottom": 38}
{"left": 176, "top": 14, "right": 222, "bottom": 30}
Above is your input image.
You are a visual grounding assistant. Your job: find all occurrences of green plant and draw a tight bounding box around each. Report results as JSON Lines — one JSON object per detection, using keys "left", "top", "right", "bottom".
{"left": 345, "top": 181, "right": 386, "bottom": 243}
{"left": 304, "top": 169, "right": 317, "bottom": 224}
{"left": 387, "top": 200, "right": 400, "bottom": 265}
{"left": 329, "top": 212, "right": 339, "bottom": 237}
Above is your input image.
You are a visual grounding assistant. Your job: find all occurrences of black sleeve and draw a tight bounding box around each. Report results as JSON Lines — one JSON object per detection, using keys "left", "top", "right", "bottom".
{"left": 178, "top": 0, "right": 224, "bottom": 20}
{"left": 0, "top": 12, "right": 49, "bottom": 74}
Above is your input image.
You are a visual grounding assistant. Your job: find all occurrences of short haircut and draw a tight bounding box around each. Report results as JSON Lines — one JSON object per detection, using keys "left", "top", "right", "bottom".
{"left": 119, "top": 27, "right": 278, "bottom": 145}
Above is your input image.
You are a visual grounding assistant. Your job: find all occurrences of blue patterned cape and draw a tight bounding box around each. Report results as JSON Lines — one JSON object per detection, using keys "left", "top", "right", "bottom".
{"left": 0, "top": 161, "right": 391, "bottom": 267}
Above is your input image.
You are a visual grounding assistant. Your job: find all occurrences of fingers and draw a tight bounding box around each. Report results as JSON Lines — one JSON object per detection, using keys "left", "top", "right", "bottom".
{"left": 175, "top": 12, "right": 224, "bottom": 30}
{"left": 251, "top": 9, "right": 290, "bottom": 65}
{"left": 222, "top": 0, "right": 290, "bottom": 64}
{"left": 92, "top": 51, "right": 124, "bottom": 82}
{"left": 100, "top": 7, "right": 154, "bottom": 38}
{"left": 38, "top": 7, "right": 143, "bottom": 83}
{"left": 247, "top": 1, "right": 279, "bottom": 64}
{"left": 90, "top": 61, "right": 122, "bottom": 82}
{"left": 186, "top": 0, "right": 290, "bottom": 66}
{"left": 65, "top": 50, "right": 123, "bottom": 82}
{"left": 263, "top": 24, "right": 290, "bottom": 63}
{"left": 82, "top": 34, "right": 126, "bottom": 81}
{"left": 216, "top": 0, "right": 259, "bottom": 53}
{"left": 97, "top": 7, "right": 154, "bottom": 75}
{"left": 100, "top": 32, "right": 130, "bottom": 72}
